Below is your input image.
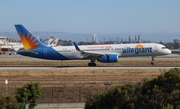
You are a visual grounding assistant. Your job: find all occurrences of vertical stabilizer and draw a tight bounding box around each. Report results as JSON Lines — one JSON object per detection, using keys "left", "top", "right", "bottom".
{"left": 50, "top": 38, "right": 59, "bottom": 47}
{"left": 14, "top": 24, "right": 45, "bottom": 50}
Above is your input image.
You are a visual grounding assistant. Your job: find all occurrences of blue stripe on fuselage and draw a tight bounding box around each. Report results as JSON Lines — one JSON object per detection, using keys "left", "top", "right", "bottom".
{"left": 17, "top": 47, "right": 69, "bottom": 60}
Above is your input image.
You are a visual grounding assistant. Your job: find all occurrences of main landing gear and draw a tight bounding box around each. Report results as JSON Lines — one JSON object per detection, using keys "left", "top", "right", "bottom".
{"left": 151, "top": 56, "right": 155, "bottom": 65}
{"left": 88, "top": 58, "right": 96, "bottom": 66}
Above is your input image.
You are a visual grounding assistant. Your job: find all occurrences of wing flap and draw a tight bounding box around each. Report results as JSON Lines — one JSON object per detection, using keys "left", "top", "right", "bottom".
{"left": 79, "top": 51, "right": 105, "bottom": 58}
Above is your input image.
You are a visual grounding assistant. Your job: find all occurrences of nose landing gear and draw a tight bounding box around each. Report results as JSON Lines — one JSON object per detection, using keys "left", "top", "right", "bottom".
{"left": 151, "top": 56, "right": 155, "bottom": 65}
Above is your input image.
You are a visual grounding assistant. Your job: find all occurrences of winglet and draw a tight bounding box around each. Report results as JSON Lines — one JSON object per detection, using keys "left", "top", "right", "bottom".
{"left": 73, "top": 42, "right": 81, "bottom": 52}
{"left": 14, "top": 24, "right": 46, "bottom": 50}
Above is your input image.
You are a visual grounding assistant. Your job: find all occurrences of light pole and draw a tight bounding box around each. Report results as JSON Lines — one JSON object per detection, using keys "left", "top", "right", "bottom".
{"left": 5, "top": 79, "right": 8, "bottom": 95}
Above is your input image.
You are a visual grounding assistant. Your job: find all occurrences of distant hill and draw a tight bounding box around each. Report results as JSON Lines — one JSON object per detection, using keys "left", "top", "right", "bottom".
{"left": 0, "top": 31, "right": 179, "bottom": 43}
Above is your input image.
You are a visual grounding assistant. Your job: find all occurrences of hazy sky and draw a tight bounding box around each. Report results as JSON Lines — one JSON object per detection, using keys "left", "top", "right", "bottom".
{"left": 0, "top": 0, "right": 180, "bottom": 35}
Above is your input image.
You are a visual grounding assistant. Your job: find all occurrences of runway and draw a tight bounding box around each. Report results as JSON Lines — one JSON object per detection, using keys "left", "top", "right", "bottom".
{"left": 0, "top": 54, "right": 180, "bottom": 61}
{"left": 0, "top": 66, "right": 180, "bottom": 70}
{"left": 0, "top": 54, "right": 180, "bottom": 69}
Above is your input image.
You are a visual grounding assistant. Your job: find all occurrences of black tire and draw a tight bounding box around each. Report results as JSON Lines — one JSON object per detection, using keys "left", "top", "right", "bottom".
{"left": 88, "top": 63, "right": 96, "bottom": 66}
{"left": 93, "top": 63, "right": 96, "bottom": 66}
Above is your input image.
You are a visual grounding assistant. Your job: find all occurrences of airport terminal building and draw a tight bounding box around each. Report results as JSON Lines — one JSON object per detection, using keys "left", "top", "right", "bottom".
{"left": 0, "top": 36, "right": 22, "bottom": 55}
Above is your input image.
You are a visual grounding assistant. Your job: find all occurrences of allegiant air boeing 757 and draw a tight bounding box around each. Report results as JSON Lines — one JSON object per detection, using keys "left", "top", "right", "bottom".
{"left": 14, "top": 24, "right": 171, "bottom": 66}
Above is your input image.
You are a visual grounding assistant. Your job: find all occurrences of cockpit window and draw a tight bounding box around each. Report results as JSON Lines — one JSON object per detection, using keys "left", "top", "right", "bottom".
{"left": 162, "top": 47, "right": 167, "bottom": 49}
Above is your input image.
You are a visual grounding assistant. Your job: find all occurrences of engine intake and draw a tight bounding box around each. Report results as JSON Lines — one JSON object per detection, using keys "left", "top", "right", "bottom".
{"left": 98, "top": 54, "right": 118, "bottom": 63}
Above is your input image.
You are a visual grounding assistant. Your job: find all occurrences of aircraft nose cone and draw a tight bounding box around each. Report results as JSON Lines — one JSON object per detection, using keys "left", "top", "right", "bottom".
{"left": 168, "top": 49, "right": 172, "bottom": 54}
{"left": 165, "top": 49, "right": 171, "bottom": 55}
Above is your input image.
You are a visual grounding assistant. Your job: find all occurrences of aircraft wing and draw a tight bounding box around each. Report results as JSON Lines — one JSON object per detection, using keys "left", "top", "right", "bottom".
{"left": 80, "top": 51, "right": 105, "bottom": 58}
{"left": 73, "top": 42, "right": 114, "bottom": 58}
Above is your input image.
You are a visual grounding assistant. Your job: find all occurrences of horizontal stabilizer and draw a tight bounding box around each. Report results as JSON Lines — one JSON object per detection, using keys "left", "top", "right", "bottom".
{"left": 17, "top": 51, "right": 38, "bottom": 55}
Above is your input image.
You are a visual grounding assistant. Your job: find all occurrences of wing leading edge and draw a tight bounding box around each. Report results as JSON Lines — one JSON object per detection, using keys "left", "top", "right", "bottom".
{"left": 73, "top": 42, "right": 114, "bottom": 58}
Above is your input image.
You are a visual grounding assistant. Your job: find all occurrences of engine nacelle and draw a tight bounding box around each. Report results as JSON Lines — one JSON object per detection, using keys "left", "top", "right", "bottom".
{"left": 98, "top": 54, "right": 118, "bottom": 63}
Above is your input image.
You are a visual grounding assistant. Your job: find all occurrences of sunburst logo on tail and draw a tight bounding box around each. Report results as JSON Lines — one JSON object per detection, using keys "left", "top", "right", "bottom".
{"left": 18, "top": 32, "right": 40, "bottom": 50}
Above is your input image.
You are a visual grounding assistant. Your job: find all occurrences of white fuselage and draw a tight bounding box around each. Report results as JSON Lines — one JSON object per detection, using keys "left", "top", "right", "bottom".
{"left": 51, "top": 43, "right": 171, "bottom": 59}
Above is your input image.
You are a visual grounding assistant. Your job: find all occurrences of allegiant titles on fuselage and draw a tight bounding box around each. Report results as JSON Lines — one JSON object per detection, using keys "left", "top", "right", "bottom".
{"left": 122, "top": 47, "right": 152, "bottom": 54}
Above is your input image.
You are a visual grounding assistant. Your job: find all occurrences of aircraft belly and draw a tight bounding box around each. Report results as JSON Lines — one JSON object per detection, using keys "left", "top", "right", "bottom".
{"left": 121, "top": 52, "right": 154, "bottom": 57}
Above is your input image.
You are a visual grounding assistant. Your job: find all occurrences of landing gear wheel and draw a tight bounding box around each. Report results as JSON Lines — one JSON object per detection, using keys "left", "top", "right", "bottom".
{"left": 88, "top": 63, "right": 91, "bottom": 66}
{"left": 88, "top": 58, "right": 97, "bottom": 66}
{"left": 93, "top": 63, "right": 96, "bottom": 66}
{"left": 151, "top": 56, "right": 155, "bottom": 65}
{"left": 88, "top": 63, "right": 96, "bottom": 66}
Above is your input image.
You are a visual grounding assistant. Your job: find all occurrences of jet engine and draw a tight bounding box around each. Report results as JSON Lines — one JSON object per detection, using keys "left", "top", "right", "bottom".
{"left": 98, "top": 54, "right": 118, "bottom": 63}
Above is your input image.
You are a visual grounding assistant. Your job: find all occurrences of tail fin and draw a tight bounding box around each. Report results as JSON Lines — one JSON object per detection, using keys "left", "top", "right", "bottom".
{"left": 14, "top": 24, "right": 46, "bottom": 50}
{"left": 50, "top": 38, "right": 59, "bottom": 47}
{"left": 47, "top": 36, "right": 54, "bottom": 46}
{"left": 43, "top": 39, "right": 48, "bottom": 45}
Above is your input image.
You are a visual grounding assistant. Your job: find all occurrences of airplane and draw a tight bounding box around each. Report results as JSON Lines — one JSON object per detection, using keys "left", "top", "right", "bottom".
{"left": 14, "top": 24, "right": 171, "bottom": 66}
{"left": 43, "top": 36, "right": 54, "bottom": 46}
{"left": 43, "top": 37, "right": 59, "bottom": 47}
{"left": 50, "top": 38, "right": 59, "bottom": 47}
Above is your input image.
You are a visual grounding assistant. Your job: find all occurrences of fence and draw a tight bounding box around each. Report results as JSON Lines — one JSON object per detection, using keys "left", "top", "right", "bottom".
{"left": 28, "top": 102, "right": 85, "bottom": 109}
{"left": 1, "top": 81, "right": 137, "bottom": 102}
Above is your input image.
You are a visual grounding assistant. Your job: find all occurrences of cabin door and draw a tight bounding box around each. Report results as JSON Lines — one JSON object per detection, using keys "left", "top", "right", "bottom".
{"left": 44, "top": 48, "right": 47, "bottom": 56}
{"left": 72, "top": 49, "right": 75, "bottom": 54}
{"left": 154, "top": 45, "right": 158, "bottom": 52}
